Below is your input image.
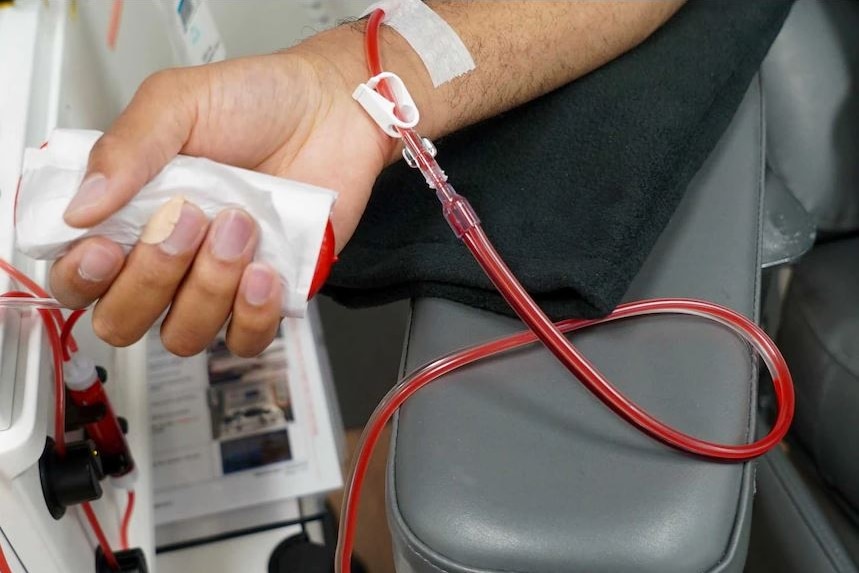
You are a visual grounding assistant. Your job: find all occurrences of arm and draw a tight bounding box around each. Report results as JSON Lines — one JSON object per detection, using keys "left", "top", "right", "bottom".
{"left": 301, "top": 1, "right": 685, "bottom": 148}
{"left": 51, "top": 1, "right": 685, "bottom": 357}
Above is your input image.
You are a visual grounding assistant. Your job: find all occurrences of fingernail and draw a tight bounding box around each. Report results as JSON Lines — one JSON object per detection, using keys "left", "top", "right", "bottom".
{"left": 78, "top": 243, "right": 120, "bottom": 282}
{"left": 211, "top": 210, "right": 255, "bottom": 262}
{"left": 64, "top": 173, "right": 108, "bottom": 222}
{"left": 140, "top": 197, "right": 207, "bottom": 256}
{"left": 243, "top": 264, "right": 275, "bottom": 307}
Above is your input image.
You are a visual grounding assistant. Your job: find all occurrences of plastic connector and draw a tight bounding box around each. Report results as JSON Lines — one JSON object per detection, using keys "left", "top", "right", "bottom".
{"left": 352, "top": 72, "right": 419, "bottom": 137}
{"left": 440, "top": 189, "right": 481, "bottom": 238}
{"left": 64, "top": 356, "right": 136, "bottom": 478}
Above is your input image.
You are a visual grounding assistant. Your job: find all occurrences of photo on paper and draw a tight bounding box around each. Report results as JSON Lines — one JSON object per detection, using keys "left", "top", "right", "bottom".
{"left": 147, "top": 308, "right": 342, "bottom": 531}
{"left": 206, "top": 331, "right": 294, "bottom": 474}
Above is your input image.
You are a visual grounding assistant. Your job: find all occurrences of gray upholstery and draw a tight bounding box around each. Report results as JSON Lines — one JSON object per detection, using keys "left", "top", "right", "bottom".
{"left": 747, "top": 2, "right": 859, "bottom": 572}
{"left": 760, "top": 0, "right": 859, "bottom": 233}
{"left": 776, "top": 237, "right": 859, "bottom": 513}
{"left": 762, "top": 168, "right": 816, "bottom": 269}
{"left": 388, "top": 79, "right": 764, "bottom": 572}
{"left": 747, "top": 421, "right": 859, "bottom": 573}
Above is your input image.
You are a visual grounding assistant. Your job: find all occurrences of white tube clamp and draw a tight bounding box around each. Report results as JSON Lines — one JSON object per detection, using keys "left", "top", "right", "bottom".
{"left": 352, "top": 72, "right": 420, "bottom": 138}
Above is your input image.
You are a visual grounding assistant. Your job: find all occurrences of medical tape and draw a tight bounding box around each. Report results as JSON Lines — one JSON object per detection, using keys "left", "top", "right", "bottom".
{"left": 362, "top": 0, "right": 475, "bottom": 87}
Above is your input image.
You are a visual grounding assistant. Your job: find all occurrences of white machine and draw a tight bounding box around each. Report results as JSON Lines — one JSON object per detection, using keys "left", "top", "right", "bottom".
{"left": 0, "top": 1, "right": 178, "bottom": 569}
{"left": 0, "top": 1, "right": 364, "bottom": 571}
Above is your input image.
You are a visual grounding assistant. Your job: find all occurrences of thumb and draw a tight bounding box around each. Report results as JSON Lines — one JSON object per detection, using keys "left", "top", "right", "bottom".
{"left": 63, "top": 69, "right": 198, "bottom": 228}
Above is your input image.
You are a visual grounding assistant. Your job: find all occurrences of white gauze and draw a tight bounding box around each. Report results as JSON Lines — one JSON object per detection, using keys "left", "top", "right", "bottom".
{"left": 15, "top": 129, "right": 337, "bottom": 317}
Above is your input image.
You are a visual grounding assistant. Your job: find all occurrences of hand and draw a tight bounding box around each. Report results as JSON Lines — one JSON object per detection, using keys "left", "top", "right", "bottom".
{"left": 50, "top": 35, "right": 396, "bottom": 357}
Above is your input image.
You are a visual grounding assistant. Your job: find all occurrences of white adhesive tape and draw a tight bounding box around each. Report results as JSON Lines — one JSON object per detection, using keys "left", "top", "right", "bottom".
{"left": 362, "top": 0, "right": 475, "bottom": 87}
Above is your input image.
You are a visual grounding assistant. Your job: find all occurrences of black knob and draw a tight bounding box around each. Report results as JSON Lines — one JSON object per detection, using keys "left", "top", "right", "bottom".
{"left": 39, "top": 438, "right": 104, "bottom": 520}
{"left": 96, "top": 366, "right": 108, "bottom": 384}
{"left": 96, "top": 547, "right": 149, "bottom": 573}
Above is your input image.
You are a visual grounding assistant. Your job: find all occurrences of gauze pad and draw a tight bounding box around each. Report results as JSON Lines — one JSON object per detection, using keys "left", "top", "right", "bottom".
{"left": 15, "top": 129, "right": 337, "bottom": 317}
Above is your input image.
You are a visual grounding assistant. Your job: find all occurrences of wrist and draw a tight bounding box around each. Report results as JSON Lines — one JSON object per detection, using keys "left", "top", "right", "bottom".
{"left": 293, "top": 21, "right": 447, "bottom": 164}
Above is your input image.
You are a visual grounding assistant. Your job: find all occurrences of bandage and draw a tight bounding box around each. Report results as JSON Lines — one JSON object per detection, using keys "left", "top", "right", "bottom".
{"left": 362, "top": 0, "right": 475, "bottom": 87}
{"left": 15, "top": 129, "right": 337, "bottom": 317}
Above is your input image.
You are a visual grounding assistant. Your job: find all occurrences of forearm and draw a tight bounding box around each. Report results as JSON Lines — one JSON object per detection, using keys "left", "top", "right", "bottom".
{"left": 298, "top": 1, "right": 685, "bottom": 146}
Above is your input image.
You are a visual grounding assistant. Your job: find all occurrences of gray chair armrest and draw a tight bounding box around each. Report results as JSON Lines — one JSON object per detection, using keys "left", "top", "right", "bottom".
{"left": 762, "top": 168, "right": 816, "bottom": 269}
{"left": 747, "top": 417, "right": 859, "bottom": 573}
{"left": 388, "top": 78, "right": 765, "bottom": 573}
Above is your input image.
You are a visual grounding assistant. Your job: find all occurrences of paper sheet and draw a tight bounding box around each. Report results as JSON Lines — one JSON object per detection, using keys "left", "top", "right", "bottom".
{"left": 146, "top": 310, "right": 342, "bottom": 526}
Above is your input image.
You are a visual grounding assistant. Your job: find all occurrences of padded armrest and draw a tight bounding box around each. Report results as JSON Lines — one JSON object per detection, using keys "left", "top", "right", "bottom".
{"left": 388, "top": 78, "right": 765, "bottom": 573}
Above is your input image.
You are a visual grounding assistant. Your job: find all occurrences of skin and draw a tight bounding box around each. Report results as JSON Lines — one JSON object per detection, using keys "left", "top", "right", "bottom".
{"left": 51, "top": 1, "right": 685, "bottom": 357}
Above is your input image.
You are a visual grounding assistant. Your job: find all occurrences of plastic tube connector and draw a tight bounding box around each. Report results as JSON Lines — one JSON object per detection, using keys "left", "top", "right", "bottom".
{"left": 64, "top": 355, "right": 135, "bottom": 478}
{"left": 64, "top": 354, "right": 99, "bottom": 391}
{"left": 440, "top": 189, "right": 481, "bottom": 238}
{"left": 352, "top": 72, "right": 420, "bottom": 138}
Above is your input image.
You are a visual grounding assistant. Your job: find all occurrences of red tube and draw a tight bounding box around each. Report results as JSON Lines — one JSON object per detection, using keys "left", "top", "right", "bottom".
{"left": 120, "top": 490, "right": 135, "bottom": 550}
{"left": 106, "top": 0, "right": 123, "bottom": 51}
{"left": 333, "top": 11, "right": 797, "bottom": 572}
{"left": 2, "top": 291, "right": 67, "bottom": 457}
{"left": 0, "top": 258, "right": 78, "bottom": 354}
{"left": 361, "top": 4, "right": 793, "bottom": 462}
{"left": 65, "top": 357, "right": 135, "bottom": 478}
{"left": 2, "top": 269, "right": 124, "bottom": 571}
{"left": 60, "top": 309, "right": 86, "bottom": 361}
{"left": 68, "top": 382, "right": 134, "bottom": 477}
{"left": 82, "top": 502, "right": 120, "bottom": 571}
{"left": 365, "top": 9, "right": 386, "bottom": 81}
{"left": 334, "top": 296, "right": 795, "bottom": 571}
{"left": 0, "top": 540, "right": 11, "bottom": 573}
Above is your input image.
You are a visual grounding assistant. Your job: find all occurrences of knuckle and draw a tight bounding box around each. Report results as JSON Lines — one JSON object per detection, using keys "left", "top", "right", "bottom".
{"left": 236, "top": 315, "right": 275, "bottom": 337}
{"left": 162, "top": 333, "right": 204, "bottom": 357}
{"left": 89, "top": 132, "right": 119, "bottom": 158}
{"left": 228, "top": 337, "right": 268, "bottom": 359}
{"left": 193, "top": 274, "right": 238, "bottom": 301}
{"left": 92, "top": 313, "right": 137, "bottom": 347}
{"left": 161, "top": 325, "right": 207, "bottom": 358}
{"left": 140, "top": 69, "right": 177, "bottom": 94}
{"left": 228, "top": 319, "right": 277, "bottom": 358}
{"left": 135, "top": 262, "right": 178, "bottom": 291}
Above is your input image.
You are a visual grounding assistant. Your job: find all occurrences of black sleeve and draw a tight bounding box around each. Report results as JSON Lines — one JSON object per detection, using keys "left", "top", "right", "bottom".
{"left": 323, "top": 0, "right": 795, "bottom": 320}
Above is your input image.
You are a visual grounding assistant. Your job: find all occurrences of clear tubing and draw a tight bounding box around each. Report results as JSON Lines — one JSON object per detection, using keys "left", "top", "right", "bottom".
{"left": 61, "top": 309, "right": 87, "bottom": 360}
{"left": 82, "top": 502, "right": 120, "bottom": 570}
{"left": 0, "top": 297, "right": 66, "bottom": 309}
{"left": 335, "top": 292, "right": 795, "bottom": 572}
{"left": 0, "top": 258, "right": 79, "bottom": 353}
{"left": 2, "top": 291, "right": 68, "bottom": 457}
{"left": 2, "top": 262, "right": 123, "bottom": 569}
{"left": 334, "top": 10, "right": 796, "bottom": 573}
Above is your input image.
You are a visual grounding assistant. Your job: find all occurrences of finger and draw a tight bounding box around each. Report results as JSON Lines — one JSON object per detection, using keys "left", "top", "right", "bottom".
{"left": 226, "top": 263, "right": 283, "bottom": 357}
{"left": 160, "top": 208, "right": 258, "bottom": 356}
{"left": 50, "top": 237, "right": 125, "bottom": 309}
{"left": 91, "top": 198, "right": 209, "bottom": 347}
{"left": 63, "top": 69, "right": 200, "bottom": 228}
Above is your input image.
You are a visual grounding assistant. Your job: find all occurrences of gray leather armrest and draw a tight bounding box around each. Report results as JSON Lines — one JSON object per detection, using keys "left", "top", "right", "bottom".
{"left": 761, "top": 0, "right": 859, "bottom": 233}
{"left": 388, "top": 78, "right": 764, "bottom": 573}
{"left": 747, "top": 420, "right": 859, "bottom": 573}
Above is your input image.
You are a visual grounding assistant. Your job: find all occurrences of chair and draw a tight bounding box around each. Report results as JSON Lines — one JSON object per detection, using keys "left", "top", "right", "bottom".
{"left": 746, "top": 1, "right": 859, "bottom": 571}
{"left": 388, "top": 76, "right": 765, "bottom": 572}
